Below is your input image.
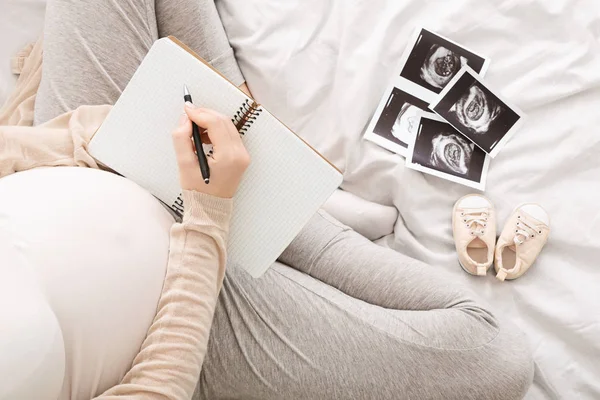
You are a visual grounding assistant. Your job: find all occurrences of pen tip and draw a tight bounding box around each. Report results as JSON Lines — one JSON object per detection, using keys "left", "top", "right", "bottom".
{"left": 204, "top": 178, "right": 210, "bottom": 184}
{"left": 183, "top": 84, "right": 190, "bottom": 96}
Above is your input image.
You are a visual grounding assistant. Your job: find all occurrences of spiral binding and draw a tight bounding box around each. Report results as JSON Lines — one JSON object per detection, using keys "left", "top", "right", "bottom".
{"left": 170, "top": 193, "right": 185, "bottom": 217}
{"left": 232, "top": 99, "right": 262, "bottom": 135}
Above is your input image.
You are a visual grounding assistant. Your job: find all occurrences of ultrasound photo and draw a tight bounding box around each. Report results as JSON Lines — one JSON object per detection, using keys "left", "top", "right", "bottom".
{"left": 406, "top": 115, "right": 489, "bottom": 190}
{"left": 365, "top": 85, "right": 430, "bottom": 155}
{"left": 399, "top": 28, "right": 490, "bottom": 95}
{"left": 430, "top": 66, "right": 525, "bottom": 158}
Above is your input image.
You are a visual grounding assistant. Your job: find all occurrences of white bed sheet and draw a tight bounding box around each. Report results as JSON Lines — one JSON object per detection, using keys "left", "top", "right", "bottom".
{"left": 1, "top": 0, "right": 598, "bottom": 398}
{"left": 217, "top": 0, "right": 600, "bottom": 398}
{"left": 0, "top": 0, "right": 46, "bottom": 104}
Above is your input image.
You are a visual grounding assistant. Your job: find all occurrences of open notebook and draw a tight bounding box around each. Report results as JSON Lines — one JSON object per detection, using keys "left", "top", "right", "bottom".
{"left": 89, "top": 37, "right": 342, "bottom": 278}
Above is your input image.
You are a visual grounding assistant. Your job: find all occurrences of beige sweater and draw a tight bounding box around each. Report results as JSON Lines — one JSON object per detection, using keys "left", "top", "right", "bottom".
{"left": 1, "top": 40, "right": 231, "bottom": 399}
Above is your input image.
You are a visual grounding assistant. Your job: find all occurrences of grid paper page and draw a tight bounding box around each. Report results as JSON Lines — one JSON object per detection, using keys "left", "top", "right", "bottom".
{"left": 89, "top": 38, "right": 250, "bottom": 208}
{"left": 89, "top": 38, "right": 342, "bottom": 277}
{"left": 228, "top": 108, "right": 342, "bottom": 277}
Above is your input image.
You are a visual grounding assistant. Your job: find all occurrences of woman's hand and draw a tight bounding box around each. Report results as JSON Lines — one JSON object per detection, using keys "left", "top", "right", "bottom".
{"left": 171, "top": 105, "right": 250, "bottom": 198}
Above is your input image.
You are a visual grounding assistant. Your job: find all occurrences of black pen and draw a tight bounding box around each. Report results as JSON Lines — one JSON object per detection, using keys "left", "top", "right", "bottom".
{"left": 183, "top": 84, "right": 210, "bottom": 184}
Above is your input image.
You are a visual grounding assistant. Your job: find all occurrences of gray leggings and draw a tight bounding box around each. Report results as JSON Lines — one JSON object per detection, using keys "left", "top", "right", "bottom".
{"left": 36, "top": 1, "right": 534, "bottom": 399}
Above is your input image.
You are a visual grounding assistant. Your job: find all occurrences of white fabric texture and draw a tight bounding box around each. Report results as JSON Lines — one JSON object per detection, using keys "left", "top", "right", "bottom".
{"left": 217, "top": 1, "right": 600, "bottom": 399}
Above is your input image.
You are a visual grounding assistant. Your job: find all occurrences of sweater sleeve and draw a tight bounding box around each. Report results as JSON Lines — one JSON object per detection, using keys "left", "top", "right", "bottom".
{"left": 96, "top": 190, "right": 233, "bottom": 400}
{"left": 0, "top": 105, "right": 110, "bottom": 178}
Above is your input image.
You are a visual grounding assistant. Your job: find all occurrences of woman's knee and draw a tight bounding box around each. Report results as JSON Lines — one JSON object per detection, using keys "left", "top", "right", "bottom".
{"left": 278, "top": 210, "right": 351, "bottom": 272}
{"left": 401, "top": 317, "right": 534, "bottom": 399}
{"left": 480, "top": 319, "right": 535, "bottom": 399}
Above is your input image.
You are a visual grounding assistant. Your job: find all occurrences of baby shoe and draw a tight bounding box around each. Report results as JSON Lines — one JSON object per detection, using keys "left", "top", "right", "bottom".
{"left": 452, "top": 195, "right": 497, "bottom": 276}
{"left": 495, "top": 204, "right": 550, "bottom": 281}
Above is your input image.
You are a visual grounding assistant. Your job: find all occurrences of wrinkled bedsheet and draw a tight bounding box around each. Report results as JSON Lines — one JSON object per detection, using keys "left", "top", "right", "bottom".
{"left": 0, "top": 0, "right": 46, "bottom": 104}
{"left": 217, "top": 1, "right": 600, "bottom": 398}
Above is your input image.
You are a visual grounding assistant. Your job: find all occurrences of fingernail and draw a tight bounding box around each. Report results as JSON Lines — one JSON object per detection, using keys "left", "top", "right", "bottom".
{"left": 178, "top": 113, "right": 188, "bottom": 125}
{"left": 185, "top": 101, "right": 196, "bottom": 109}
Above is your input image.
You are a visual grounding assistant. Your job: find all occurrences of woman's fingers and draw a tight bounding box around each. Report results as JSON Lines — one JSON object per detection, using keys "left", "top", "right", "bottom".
{"left": 175, "top": 106, "right": 251, "bottom": 197}
{"left": 227, "top": 118, "right": 245, "bottom": 146}
{"left": 171, "top": 113, "right": 197, "bottom": 167}
{"left": 186, "top": 104, "right": 243, "bottom": 143}
{"left": 185, "top": 104, "right": 236, "bottom": 146}
{"left": 202, "top": 106, "right": 246, "bottom": 146}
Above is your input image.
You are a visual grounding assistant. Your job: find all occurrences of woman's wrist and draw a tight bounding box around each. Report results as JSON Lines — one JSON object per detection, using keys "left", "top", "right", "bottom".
{"left": 182, "top": 190, "right": 233, "bottom": 228}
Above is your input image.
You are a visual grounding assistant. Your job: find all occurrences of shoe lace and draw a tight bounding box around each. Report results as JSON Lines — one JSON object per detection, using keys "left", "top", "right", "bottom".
{"left": 461, "top": 210, "right": 488, "bottom": 237}
{"left": 513, "top": 215, "right": 541, "bottom": 245}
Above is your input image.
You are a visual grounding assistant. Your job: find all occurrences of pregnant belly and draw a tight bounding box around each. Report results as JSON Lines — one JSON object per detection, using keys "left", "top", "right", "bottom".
{"left": 0, "top": 167, "right": 173, "bottom": 399}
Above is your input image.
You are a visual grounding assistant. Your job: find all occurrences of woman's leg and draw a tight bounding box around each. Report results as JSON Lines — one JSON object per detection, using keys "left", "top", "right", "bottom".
{"left": 196, "top": 211, "right": 534, "bottom": 400}
{"left": 34, "top": 0, "right": 158, "bottom": 124}
{"left": 34, "top": 0, "right": 243, "bottom": 125}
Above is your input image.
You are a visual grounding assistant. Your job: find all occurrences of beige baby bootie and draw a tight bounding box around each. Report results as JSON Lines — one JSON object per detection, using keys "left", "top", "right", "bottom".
{"left": 495, "top": 204, "right": 550, "bottom": 281}
{"left": 452, "top": 195, "right": 497, "bottom": 276}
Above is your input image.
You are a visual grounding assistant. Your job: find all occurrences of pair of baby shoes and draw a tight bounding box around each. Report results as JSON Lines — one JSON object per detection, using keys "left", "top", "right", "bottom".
{"left": 452, "top": 194, "right": 550, "bottom": 281}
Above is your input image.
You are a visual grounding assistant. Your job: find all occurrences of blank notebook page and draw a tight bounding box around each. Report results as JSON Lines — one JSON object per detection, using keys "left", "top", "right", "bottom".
{"left": 89, "top": 37, "right": 342, "bottom": 277}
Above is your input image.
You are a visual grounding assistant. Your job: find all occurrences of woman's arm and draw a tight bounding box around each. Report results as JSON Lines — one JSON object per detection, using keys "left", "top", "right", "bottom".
{"left": 96, "top": 190, "right": 232, "bottom": 399}
{"left": 97, "top": 107, "right": 250, "bottom": 399}
{"left": 0, "top": 105, "right": 109, "bottom": 178}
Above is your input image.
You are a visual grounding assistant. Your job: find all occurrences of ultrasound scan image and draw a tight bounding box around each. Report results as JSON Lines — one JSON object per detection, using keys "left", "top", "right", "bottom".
{"left": 420, "top": 45, "right": 467, "bottom": 90}
{"left": 391, "top": 103, "right": 422, "bottom": 141}
{"left": 429, "top": 132, "right": 474, "bottom": 176}
{"left": 449, "top": 83, "right": 503, "bottom": 135}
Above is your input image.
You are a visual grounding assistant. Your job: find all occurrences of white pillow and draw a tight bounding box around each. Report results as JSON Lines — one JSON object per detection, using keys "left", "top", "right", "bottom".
{"left": 0, "top": 167, "right": 174, "bottom": 398}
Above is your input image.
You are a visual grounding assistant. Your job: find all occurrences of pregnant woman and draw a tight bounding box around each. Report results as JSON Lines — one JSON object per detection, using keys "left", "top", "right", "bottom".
{"left": 0, "top": 0, "right": 534, "bottom": 399}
